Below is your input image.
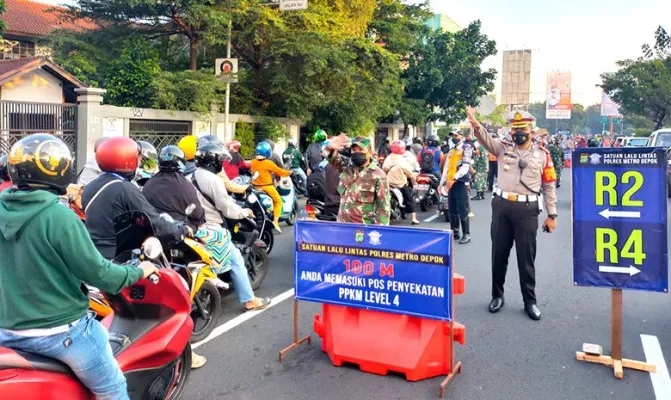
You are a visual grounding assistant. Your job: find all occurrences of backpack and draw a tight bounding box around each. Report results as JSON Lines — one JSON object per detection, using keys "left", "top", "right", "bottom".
{"left": 307, "top": 169, "right": 326, "bottom": 202}
{"left": 420, "top": 148, "right": 437, "bottom": 173}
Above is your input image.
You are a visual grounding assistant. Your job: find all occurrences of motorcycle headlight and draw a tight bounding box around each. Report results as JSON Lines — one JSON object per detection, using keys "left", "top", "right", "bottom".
{"left": 142, "top": 237, "right": 163, "bottom": 259}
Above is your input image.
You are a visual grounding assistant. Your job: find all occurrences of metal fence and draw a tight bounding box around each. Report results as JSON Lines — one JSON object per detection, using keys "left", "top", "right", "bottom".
{"left": 129, "top": 119, "right": 191, "bottom": 150}
{"left": 0, "top": 101, "right": 77, "bottom": 158}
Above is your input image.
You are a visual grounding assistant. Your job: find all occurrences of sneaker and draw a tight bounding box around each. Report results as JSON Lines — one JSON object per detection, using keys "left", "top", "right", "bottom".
{"left": 208, "top": 277, "right": 229, "bottom": 290}
{"left": 468, "top": 212, "right": 475, "bottom": 218}
{"left": 192, "top": 352, "right": 207, "bottom": 369}
{"left": 459, "top": 235, "right": 471, "bottom": 244}
{"left": 453, "top": 231, "right": 461, "bottom": 240}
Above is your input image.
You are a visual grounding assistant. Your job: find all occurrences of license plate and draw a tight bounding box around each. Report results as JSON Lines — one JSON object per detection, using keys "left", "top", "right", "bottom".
{"left": 417, "top": 184, "right": 430, "bottom": 191}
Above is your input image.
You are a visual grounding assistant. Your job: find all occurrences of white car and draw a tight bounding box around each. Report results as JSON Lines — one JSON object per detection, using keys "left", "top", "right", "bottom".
{"left": 621, "top": 137, "right": 649, "bottom": 147}
{"left": 647, "top": 129, "right": 671, "bottom": 147}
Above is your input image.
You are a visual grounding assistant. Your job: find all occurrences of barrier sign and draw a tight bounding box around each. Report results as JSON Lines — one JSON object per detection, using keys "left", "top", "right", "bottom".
{"left": 295, "top": 221, "right": 452, "bottom": 321}
{"left": 572, "top": 147, "right": 668, "bottom": 292}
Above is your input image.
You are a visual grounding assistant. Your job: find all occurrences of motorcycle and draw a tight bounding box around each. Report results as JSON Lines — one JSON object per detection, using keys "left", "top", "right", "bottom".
{"left": 116, "top": 209, "right": 221, "bottom": 343}
{"left": 305, "top": 199, "right": 338, "bottom": 222}
{"left": 437, "top": 185, "right": 450, "bottom": 223}
{"left": 222, "top": 216, "right": 270, "bottom": 290}
{"left": 416, "top": 173, "right": 440, "bottom": 212}
{"left": 389, "top": 187, "right": 407, "bottom": 222}
{"left": 0, "top": 216, "right": 193, "bottom": 400}
{"left": 231, "top": 180, "right": 275, "bottom": 255}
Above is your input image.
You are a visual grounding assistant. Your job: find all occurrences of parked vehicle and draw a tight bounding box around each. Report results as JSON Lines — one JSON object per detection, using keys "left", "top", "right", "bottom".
{"left": 647, "top": 129, "right": 671, "bottom": 148}
{"left": 622, "top": 137, "right": 649, "bottom": 147}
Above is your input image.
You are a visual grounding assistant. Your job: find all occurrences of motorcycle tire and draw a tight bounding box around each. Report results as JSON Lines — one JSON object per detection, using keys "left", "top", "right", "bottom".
{"left": 390, "top": 198, "right": 400, "bottom": 221}
{"left": 420, "top": 198, "right": 429, "bottom": 212}
{"left": 147, "top": 342, "right": 192, "bottom": 400}
{"left": 261, "top": 227, "right": 274, "bottom": 255}
{"left": 286, "top": 204, "right": 297, "bottom": 226}
{"left": 190, "top": 281, "right": 221, "bottom": 342}
{"left": 248, "top": 246, "right": 270, "bottom": 290}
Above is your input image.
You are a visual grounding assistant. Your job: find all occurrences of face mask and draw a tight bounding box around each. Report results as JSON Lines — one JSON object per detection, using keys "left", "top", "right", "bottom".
{"left": 351, "top": 152, "right": 368, "bottom": 167}
{"left": 451, "top": 138, "right": 460, "bottom": 145}
{"left": 512, "top": 132, "right": 530, "bottom": 145}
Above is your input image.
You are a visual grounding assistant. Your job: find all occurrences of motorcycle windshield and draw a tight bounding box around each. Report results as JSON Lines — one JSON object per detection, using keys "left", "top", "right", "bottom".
{"left": 113, "top": 211, "right": 156, "bottom": 260}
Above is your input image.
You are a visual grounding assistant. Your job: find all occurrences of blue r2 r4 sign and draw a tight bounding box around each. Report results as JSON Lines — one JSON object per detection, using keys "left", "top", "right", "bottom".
{"left": 572, "top": 148, "right": 668, "bottom": 292}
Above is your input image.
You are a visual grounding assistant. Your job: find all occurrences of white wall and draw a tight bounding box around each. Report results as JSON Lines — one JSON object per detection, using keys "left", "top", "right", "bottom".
{"left": 1, "top": 68, "right": 63, "bottom": 103}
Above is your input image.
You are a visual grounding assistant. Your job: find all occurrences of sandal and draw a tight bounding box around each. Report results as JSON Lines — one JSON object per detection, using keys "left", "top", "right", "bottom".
{"left": 191, "top": 352, "right": 207, "bottom": 369}
{"left": 245, "top": 297, "right": 271, "bottom": 312}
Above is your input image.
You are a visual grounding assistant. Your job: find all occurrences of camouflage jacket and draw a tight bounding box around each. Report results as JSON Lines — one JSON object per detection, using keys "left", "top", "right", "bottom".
{"left": 329, "top": 152, "right": 391, "bottom": 226}
{"left": 548, "top": 144, "right": 565, "bottom": 169}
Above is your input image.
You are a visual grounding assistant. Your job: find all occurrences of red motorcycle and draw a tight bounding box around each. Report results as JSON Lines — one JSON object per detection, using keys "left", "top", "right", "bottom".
{"left": 0, "top": 212, "right": 194, "bottom": 400}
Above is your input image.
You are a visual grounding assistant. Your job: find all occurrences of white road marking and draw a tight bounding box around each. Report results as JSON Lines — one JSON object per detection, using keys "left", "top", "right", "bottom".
{"left": 192, "top": 288, "right": 295, "bottom": 349}
{"left": 641, "top": 334, "right": 671, "bottom": 399}
{"left": 424, "top": 214, "right": 440, "bottom": 222}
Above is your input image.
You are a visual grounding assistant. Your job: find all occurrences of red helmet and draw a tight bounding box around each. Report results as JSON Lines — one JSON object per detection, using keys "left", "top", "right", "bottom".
{"left": 96, "top": 137, "right": 141, "bottom": 173}
{"left": 390, "top": 140, "right": 406, "bottom": 155}
{"left": 227, "top": 140, "right": 241, "bottom": 152}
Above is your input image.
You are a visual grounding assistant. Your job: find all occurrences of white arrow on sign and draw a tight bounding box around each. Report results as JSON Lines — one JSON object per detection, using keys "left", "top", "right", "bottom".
{"left": 599, "top": 265, "right": 641, "bottom": 276}
{"left": 598, "top": 208, "right": 641, "bottom": 220}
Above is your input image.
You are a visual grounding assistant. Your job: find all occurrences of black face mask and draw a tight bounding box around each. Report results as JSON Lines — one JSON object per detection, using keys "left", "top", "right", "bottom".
{"left": 351, "top": 152, "right": 368, "bottom": 167}
{"left": 512, "top": 132, "right": 530, "bottom": 145}
{"left": 451, "top": 138, "right": 460, "bottom": 145}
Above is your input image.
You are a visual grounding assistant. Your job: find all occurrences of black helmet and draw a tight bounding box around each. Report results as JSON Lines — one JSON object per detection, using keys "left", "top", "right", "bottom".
{"left": 0, "top": 154, "right": 9, "bottom": 182}
{"left": 195, "top": 143, "right": 232, "bottom": 174}
{"left": 588, "top": 138, "right": 599, "bottom": 148}
{"left": 197, "top": 135, "right": 223, "bottom": 148}
{"left": 7, "top": 133, "right": 72, "bottom": 195}
{"left": 159, "top": 145, "right": 186, "bottom": 173}
{"left": 413, "top": 137, "right": 422, "bottom": 144}
{"left": 427, "top": 134, "right": 440, "bottom": 147}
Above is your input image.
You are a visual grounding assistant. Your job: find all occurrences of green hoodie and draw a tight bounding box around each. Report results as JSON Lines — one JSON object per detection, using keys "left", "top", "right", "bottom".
{"left": 0, "top": 189, "right": 143, "bottom": 330}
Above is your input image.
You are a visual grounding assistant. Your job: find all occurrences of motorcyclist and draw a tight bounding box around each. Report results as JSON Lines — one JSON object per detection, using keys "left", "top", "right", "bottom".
{"left": 282, "top": 138, "right": 308, "bottom": 194}
{"left": 251, "top": 142, "right": 292, "bottom": 233}
{"left": 0, "top": 134, "right": 158, "bottom": 400}
{"left": 187, "top": 135, "right": 248, "bottom": 194}
{"left": 77, "top": 137, "right": 107, "bottom": 185}
{"left": 191, "top": 143, "right": 272, "bottom": 311}
{"left": 305, "top": 129, "right": 327, "bottom": 175}
{"left": 178, "top": 135, "right": 199, "bottom": 178}
{"left": 383, "top": 140, "right": 420, "bottom": 225}
{"left": 418, "top": 134, "right": 443, "bottom": 179}
{"left": 411, "top": 137, "right": 423, "bottom": 156}
{"left": 262, "top": 139, "right": 284, "bottom": 168}
{"left": 81, "top": 137, "right": 190, "bottom": 260}
{"left": 223, "top": 140, "right": 251, "bottom": 180}
{"left": 0, "top": 154, "right": 11, "bottom": 192}
{"left": 587, "top": 137, "right": 600, "bottom": 148}
{"left": 135, "top": 141, "right": 159, "bottom": 187}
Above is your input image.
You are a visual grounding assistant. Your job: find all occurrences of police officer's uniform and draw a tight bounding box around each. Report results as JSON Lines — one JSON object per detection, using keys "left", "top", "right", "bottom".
{"left": 472, "top": 111, "right": 558, "bottom": 320}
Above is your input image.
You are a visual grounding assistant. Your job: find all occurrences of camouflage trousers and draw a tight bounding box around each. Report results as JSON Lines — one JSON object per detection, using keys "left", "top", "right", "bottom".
{"left": 473, "top": 171, "right": 488, "bottom": 192}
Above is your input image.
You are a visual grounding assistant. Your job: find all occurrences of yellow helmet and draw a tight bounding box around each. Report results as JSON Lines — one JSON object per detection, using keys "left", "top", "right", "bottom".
{"left": 177, "top": 136, "right": 198, "bottom": 161}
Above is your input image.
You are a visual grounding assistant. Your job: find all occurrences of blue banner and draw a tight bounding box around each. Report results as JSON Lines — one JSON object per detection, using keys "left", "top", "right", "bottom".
{"left": 572, "top": 147, "right": 668, "bottom": 292}
{"left": 294, "top": 221, "right": 452, "bottom": 321}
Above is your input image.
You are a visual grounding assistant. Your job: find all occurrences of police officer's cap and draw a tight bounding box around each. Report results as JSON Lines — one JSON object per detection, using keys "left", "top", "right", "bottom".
{"left": 506, "top": 110, "right": 536, "bottom": 129}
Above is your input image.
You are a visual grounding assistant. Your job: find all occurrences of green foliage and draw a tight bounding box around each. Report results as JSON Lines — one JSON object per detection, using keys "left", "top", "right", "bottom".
{"left": 634, "top": 128, "right": 653, "bottom": 137}
{"left": 235, "top": 122, "right": 256, "bottom": 159}
{"left": 104, "top": 37, "right": 161, "bottom": 108}
{"left": 256, "top": 118, "right": 289, "bottom": 143}
{"left": 601, "top": 26, "right": 671, "bottom": 130}
{"left": 153, "top": 70, "right": 225, "bottom": 114}
{"left": 367, "top": 0, "right": 432, "bottom": 56}
{"left": 437, "top": 126, "right": 451, "bottom": 141}
{"left": 0, "top": 0, "right": 7, "bottom": 37}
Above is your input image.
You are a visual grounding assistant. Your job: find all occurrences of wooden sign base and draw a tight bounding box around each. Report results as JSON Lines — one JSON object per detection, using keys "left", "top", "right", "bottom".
{"left": 575, "top": 288, "right": 656, "bottom": 378}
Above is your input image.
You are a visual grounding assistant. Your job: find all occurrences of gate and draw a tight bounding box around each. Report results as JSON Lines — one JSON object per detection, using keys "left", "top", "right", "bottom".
{"left": 129, "top": 119, "right": 191, "bottom": 150}
{"left": 0, "top": 100, "right": 77, "bottom": 157}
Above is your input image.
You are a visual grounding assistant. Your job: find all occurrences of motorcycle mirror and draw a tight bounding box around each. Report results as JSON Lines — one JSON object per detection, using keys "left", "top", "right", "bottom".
{"left": 185, "top": 203, "right": 196, "bottom": 216}
{"left": 142, "top": 237, "right": 163, "bottom": 260}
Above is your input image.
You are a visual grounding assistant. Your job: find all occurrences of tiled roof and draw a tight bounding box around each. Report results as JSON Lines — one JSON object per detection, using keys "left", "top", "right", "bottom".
{"left": 0, "top": 56, "right": 86, "bottom": 88}
{"left": 1, "top": 0, "right": 97, "bottom": 38}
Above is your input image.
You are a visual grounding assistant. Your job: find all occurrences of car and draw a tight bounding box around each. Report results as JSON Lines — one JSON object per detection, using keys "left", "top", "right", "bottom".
{"left": 622, "top": 137, "right": 649, "bottom": 147}
{"left": 647, "top": 129, "right": 671, "bottom": 147}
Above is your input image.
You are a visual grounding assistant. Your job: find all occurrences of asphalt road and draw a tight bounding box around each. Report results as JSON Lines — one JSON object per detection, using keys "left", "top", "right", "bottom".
{"left": 183, "top": 182, "right": 670, "bottom": 400}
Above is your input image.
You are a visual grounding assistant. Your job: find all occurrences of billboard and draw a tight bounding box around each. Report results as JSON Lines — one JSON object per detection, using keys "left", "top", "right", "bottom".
{"left": 601, "top": 92, "right": 622, "bottom": 117}
{"left": 546, "top": 72, "right": 572, "bottom": 119}
{"left": 501, "top": 50, "right": 532, "bottom": 106}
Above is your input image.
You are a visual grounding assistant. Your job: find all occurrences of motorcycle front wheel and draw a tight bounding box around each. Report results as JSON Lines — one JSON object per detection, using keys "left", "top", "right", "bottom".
{"left": 261, "top": 227, "right": 274, "bottom": 255}
{"left": 147, "top": 342, "right": 192, "bottom": 400}
{"left": 248, "top": 246, "right": 270, "bottom": 290}
{"left": 190, "top": 281, "right": 221, "bottom": 342}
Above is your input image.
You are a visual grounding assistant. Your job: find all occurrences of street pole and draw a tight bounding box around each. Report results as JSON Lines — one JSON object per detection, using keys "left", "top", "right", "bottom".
{"left": 224, "top": 20, "right": 232, "bottom": 141}
{"left": 609, "top": 116, "right": 614, "bottom": 135}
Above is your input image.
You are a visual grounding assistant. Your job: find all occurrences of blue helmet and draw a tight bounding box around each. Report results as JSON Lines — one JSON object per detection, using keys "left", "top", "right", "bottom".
{"left": 255, "top": 142, "right": 272, "bottom": 159}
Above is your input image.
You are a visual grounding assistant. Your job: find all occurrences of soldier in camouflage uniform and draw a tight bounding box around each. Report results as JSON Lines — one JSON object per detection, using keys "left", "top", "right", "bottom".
{"left": 471, "top": 144, "right": 489, "bottom": 200}
{"left": 325, "top": 135, "right": 391, "bottom": 225}
{"left": 548, "top": 136, "right": 565, "bottom": 188}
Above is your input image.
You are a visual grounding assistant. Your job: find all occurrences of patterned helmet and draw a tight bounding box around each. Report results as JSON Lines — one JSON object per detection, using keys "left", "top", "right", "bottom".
{"left": 390, "top": 140, "right": 406, "bottom": 155}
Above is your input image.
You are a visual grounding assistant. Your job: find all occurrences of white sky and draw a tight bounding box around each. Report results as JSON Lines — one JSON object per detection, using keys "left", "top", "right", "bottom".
{"left": 37, "top": 0, "right": 671, "bottom": 106}
{"left": 430, "top": 0, "right": 671, "bottom": 106}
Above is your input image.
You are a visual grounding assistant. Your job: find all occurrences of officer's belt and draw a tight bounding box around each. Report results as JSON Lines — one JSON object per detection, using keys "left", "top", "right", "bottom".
{"left": 493, "top": 188, "right": 538, "bottom": 203}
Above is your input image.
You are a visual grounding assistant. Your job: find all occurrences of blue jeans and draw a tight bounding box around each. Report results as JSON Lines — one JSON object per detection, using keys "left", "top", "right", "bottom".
{"left": 0, "top": 313, "right": 128, "bottom": 400}
{"left": 292, "top": 168, "right": 307, "bottom": 193}
{"left": 229, "top": 246, "right": 255, "bottom": 303}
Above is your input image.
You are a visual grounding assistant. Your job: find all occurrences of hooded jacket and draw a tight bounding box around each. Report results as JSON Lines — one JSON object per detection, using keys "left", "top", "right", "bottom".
{"left": 0, "top": 189, "right": 143, "bottom": 330}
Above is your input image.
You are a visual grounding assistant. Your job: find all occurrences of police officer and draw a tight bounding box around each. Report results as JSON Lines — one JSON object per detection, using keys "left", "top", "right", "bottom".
{"left": 467, "top": 107, "right": 558, "bottom": 321}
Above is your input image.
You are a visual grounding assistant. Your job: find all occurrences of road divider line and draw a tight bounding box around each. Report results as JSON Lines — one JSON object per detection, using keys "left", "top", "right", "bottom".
{"left": 641, "top": 334, "right": 671, "bottom": 399}
{"left": 193, "top": 288, "right": 295, "bottom": 349}
{"left": 424, "top": 214, "right": 440, "bottom": 223}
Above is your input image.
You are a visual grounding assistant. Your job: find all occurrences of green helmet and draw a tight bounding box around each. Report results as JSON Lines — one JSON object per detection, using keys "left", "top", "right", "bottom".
{"left": 313, "top": 129, "right": 327, "bottom": 142}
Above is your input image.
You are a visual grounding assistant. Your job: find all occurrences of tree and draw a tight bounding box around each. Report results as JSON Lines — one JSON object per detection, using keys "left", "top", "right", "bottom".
{"left": 0, "top": 0, "right": 7, "bottom": 38}
{"left": 69, "top": 0, "right": 230, "bottom": 71}
{"left": 601, "top": 26, "right": 671, "bottom": 130}
{"left": 153, "top": 69, "right": 225, "bottom": 113}
{"left": 105, "top": 37, "right": 161, "bottom": 108}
